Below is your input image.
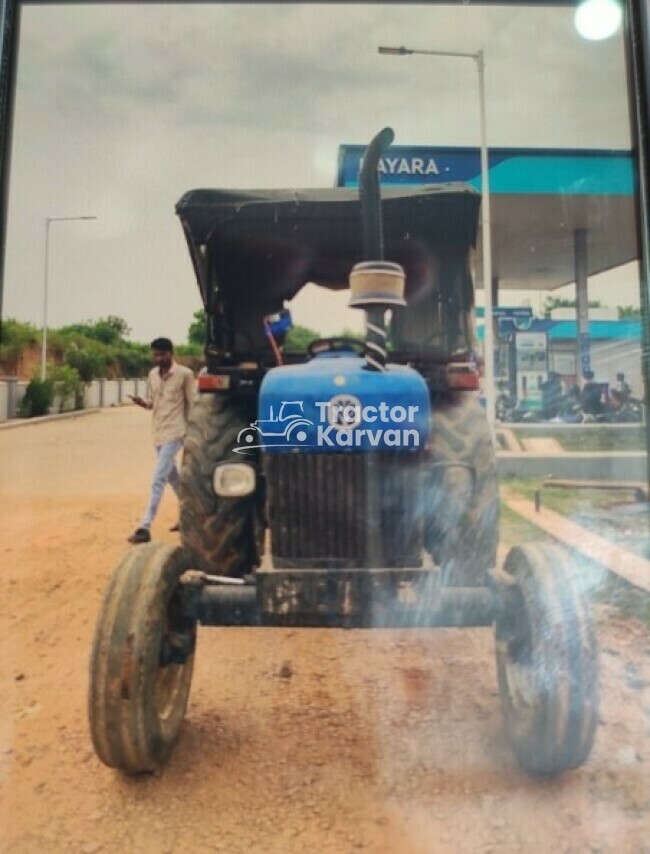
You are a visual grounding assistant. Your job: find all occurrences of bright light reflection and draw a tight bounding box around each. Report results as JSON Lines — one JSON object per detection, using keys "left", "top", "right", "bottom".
{"left": 575, "top": 0, "right": 622, "bottom": 41}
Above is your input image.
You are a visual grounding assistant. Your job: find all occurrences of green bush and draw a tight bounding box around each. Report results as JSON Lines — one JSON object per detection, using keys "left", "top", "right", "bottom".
{"left": 284, "top": 324, "right": 321, "bottom": 352}
{"left": 0, "top": 319, "right": 40, "bottom": 371}
{"left": 59, "top": 316, "right": 131, "bottom": 346}
{"left": 1, "top": 315, "right": 154, "bottom": 383}
{"left": 45, "top": 330, "right": 68, "bottom": 361}
{"left": 175, "top": 343, "right": 203, "bottom": 358}
{"left": 0, "top": 318, "right": 39, "bottom": 349}
{"left": 51, "top": 364, "right": 84, "bottom": 412}
{"left": 188, "top": 309, "right": 206, "bottom": 348}
{"left": 65, "top": 344, "right": 107, "bottom": 383}
{"left": 19, "top": 378, "right": 54, "bottom": 418}
{"left": 112, "top": 344, "right": 151, "bottom": 379}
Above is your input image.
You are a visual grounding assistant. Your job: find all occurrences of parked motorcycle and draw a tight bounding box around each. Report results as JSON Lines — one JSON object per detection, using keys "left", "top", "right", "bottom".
{"left": 497, "top": 391, "right": 644, "bottom": 425}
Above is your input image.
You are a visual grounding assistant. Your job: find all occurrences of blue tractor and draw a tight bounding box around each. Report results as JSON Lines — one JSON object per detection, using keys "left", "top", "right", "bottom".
{"left": 89, "top": 129, "right": 599, "bottom": 779}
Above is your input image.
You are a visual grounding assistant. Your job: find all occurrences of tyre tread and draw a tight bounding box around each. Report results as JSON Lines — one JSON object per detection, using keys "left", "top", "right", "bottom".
{"left": 498, "top": 542, "right": 599, "bottom": 775}
{"left": 89, "top": 543, "right": 196, "bottom": 774}
{"left": 180, "top": 396, "right": 260, "bottom": 575}
{"left": 426, "top": 394, "right": 499, "bottom": 585}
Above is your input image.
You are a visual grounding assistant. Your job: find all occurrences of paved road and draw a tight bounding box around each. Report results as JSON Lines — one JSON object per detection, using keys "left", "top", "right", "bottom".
{"left": 0, "top": 408, "right": 649, "bottom": 853}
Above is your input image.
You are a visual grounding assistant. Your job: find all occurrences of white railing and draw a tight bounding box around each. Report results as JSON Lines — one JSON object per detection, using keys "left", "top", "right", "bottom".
{"left": 0, "top": 377, "right": 148, "bottom": 422}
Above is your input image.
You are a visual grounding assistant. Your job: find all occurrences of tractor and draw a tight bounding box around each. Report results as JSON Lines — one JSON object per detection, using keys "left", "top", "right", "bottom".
{"left": 89, "top": 128, "right": 598, "bottom": 777}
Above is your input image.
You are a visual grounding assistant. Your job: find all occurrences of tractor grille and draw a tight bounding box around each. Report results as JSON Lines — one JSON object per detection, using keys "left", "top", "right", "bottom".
{"left": 265, "top": 452, "right": 424, "bottom": 569}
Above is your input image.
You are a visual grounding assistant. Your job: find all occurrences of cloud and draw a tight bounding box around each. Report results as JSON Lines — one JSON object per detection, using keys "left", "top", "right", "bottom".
{"left": 4, "top": 3, "right": 634, "bottom": 344}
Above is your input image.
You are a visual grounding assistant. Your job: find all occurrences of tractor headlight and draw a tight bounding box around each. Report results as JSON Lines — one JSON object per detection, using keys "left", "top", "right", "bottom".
{"left": 213, "top": 462, "right": 256, "bottom": 497}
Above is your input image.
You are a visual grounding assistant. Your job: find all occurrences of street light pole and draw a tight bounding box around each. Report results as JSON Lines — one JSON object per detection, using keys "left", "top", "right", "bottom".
{"left": 378, "top": 45, "right": 496, "bottom": 431}
{"left": 41, "top": 215, "right": 97, "bottom": 381}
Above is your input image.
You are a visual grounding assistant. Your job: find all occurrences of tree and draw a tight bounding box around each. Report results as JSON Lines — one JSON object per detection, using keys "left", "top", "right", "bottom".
{"left": 65, "top": 343, "right": 107, "bottom": 383}
{"left": 543, "top": 297, "right": 602, "bottom": 318}
{"left": 284, "top": 324, "right": 321, "bottom": 351}
{"left": 112, "top": 344, "right": 152, "bottom": 379}
{"left": 188, "top": 309, "right": 206, "bottom": 348}
{"left": 102, "top": 315, "right": 131, "bottom": 339}
{"left": 60, "top": 316, "right": 131, "bottom": 346}
{"left": 617, "top": 305, "right": 642, "bottom": 320}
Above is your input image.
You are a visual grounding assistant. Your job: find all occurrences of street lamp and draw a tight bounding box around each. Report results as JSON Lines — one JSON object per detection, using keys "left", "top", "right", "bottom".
{"left": 41, "top": 215, "right": 97, "bottom": 381}
{"left": 378, "top": 45, "right": 496, "bottom": 430}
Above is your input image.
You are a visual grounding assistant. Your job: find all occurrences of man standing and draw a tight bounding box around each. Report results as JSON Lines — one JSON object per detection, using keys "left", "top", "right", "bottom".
{"left": 540, "top": 371, "right": 563, "bottom": 420}
{"left": 127, "top": 337, "right": 195, "bottom": 544}
{"left": 580, "top": 370, "right": 603, "bottom": 416}
{"left": 614, "top": 372, "right": 632, "bottom": 403}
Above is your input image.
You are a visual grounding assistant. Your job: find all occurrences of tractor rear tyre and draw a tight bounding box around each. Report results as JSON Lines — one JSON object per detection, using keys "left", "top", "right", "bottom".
{"left": 425, "top": 393, "right": 499, "bottom": 586}
{"left": 89, "top": 543, "right": 197, "bottom": 774}
{"left": 495, "top": 542, "right": 599, "bottom": 776}
{"left": 180, "top": 395, "right": 263, "bottom": 575}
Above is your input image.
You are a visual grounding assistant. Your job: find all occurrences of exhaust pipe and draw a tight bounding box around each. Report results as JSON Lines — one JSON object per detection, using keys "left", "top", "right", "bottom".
{"left": 359, "top": 126, "right": 394, "bottom": 260}
{"left": 350, "top": 127, "right": 406, "bottom": 371}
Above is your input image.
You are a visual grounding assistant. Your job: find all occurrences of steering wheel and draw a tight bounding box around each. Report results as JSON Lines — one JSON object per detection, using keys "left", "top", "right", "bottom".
{"left": 307, "top": 337, "right": 366, "bottom": 358}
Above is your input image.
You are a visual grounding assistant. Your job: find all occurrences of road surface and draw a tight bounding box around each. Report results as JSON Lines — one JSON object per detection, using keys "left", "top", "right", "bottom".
{"left": 0, "top": 408, "right": 649, "bottom": 853}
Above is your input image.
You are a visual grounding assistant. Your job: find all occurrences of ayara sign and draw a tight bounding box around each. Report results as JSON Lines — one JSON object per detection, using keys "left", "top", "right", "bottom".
{"left": 362, "top": 155, "right": 440, "bottom": 177}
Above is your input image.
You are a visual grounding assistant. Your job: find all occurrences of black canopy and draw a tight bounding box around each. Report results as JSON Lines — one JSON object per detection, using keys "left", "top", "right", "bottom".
{"left": 176, "top": 184, "right": 480, "bottom": 308}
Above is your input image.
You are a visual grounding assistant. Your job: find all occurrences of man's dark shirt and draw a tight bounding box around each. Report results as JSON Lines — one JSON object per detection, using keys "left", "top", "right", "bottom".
{"left": 581, "top": 381, "right": 602, "bottom": 415}
{"left": 541, "top": 378, "right": 563, "bottom": 417}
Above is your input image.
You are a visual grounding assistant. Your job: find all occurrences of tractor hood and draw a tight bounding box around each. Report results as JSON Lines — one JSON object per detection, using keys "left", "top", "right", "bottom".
{"left": 254, "top": 353, "right": 430, "bottom": 454}
{"left": 175, "top": 185, "right": 480, "bottom": 308}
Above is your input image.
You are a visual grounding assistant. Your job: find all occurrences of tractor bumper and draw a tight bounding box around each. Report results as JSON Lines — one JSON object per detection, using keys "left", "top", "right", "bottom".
{"left": 183, "top": 568, "right": 497, "bottom": 629}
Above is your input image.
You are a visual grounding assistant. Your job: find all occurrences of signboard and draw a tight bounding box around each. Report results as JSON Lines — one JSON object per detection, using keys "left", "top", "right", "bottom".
{"left": 515, "top": 332, "right": 548, "bottom": 409}
{"left": 492, "top": 306, "right": 534, "bottom": 332}
{"left": 336, "top": 145, "right": 633, "bottom": 195}
{"left": 476, "top": 306, "right": 534, "bottom": 338}
{"left": 492, "top": 307, "right": 533, "bottom": 321}
{"left": 515, "top": 332, "right": 547, "bottom": 352}
{"left": 517, "top": 374, "right": 545, "bottom": 408}
{"left": 337, "top": 146, "right": 482, "bottom": 187}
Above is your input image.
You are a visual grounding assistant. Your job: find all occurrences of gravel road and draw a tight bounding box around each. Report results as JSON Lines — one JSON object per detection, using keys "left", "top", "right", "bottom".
{"left": 1, "top": 408, "right": 649, "bottom": 853}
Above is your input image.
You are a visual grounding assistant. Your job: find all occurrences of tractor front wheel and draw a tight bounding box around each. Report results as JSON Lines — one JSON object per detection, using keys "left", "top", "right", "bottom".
{"left": 88, "top": 543, "right": 197, "bottom": 774}
{"left": 495, "top": 542, "right": 599, "bottom": 776}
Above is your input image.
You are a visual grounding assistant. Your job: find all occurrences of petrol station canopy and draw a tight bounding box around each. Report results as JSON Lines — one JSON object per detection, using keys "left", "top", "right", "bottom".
{"left": 337, "top": 145, "right": 636, "bottom": 292}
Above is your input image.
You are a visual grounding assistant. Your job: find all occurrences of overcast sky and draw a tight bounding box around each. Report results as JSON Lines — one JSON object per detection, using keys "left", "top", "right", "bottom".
{"left": 3, "top": 3, "right": 634, "bottom": 343}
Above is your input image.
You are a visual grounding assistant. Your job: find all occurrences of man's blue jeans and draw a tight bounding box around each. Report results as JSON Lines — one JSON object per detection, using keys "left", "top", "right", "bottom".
{"left": 140, "top": 438, "right": 184, "bottom": 529}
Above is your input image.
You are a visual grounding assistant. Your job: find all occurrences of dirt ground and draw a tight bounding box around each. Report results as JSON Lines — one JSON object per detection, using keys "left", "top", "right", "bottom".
{"left": 1, "top": 408, "right": 649, "bottom": 853}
